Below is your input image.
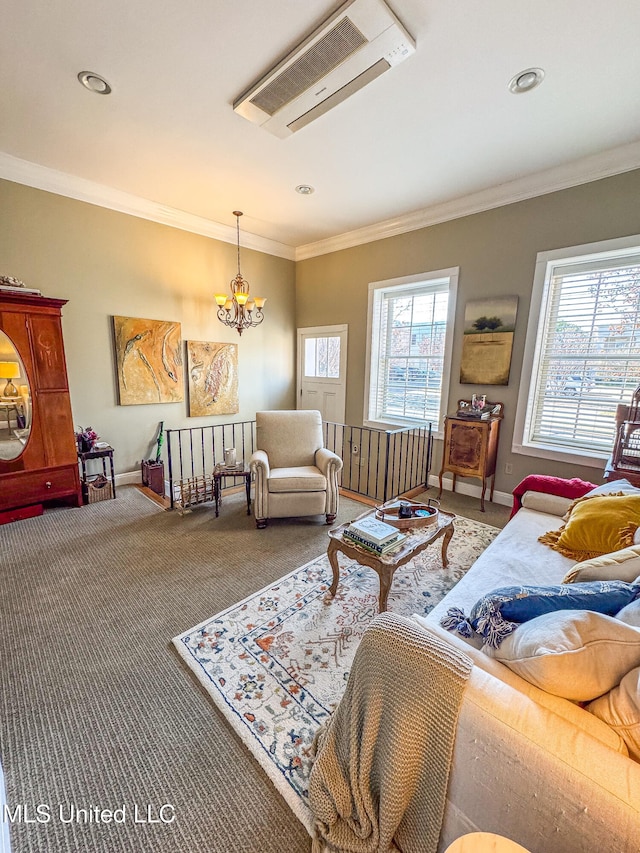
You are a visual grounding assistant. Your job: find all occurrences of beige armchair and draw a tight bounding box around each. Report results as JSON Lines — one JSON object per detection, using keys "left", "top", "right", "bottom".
{"left": 250, "top": 410, "right": 343, "bottom": 529}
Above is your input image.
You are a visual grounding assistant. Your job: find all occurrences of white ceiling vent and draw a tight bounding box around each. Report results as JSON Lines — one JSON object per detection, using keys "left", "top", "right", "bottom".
{"left": 233, "top": 0, "right": 415, "bottom": 138}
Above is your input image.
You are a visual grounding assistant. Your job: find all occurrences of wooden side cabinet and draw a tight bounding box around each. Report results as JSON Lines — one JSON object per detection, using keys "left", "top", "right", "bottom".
{"left": 438, "top": 400, "right": 503, "bottom": 511}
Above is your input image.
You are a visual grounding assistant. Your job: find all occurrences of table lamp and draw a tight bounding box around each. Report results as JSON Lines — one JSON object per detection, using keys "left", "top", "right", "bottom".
{"left": 0, "top": 361, "right": 20, "bottom": 397}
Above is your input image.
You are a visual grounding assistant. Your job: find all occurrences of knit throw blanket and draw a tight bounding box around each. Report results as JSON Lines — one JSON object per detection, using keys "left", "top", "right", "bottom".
{"left": 308, "top": 613, "right": 473, "bottom": 853}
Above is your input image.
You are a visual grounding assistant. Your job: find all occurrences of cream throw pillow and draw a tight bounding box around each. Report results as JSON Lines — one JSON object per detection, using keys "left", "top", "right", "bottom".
{"left": 617, "top": 599, "right": 640, "bottom": 628}
{"left": 483, "top": 610, "right": 640, "bottom": 702}
{"left": 586, "top": 479, "right": 640, "bottom": 497}
{"left": 562, "top": 545, "right": 640, "bottom": 584}
{"left": 586, "top": 666, "right": 640, "bottom": 760}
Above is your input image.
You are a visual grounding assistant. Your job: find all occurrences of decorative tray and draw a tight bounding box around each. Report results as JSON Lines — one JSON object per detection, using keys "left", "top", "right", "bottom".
{"left": 374, "top": 498, "right": 440, "bottom": 530}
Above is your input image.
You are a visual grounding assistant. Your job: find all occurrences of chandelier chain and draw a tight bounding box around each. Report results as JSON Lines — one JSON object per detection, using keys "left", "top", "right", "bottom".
{"left": 236, "top": 213, "right": 241, "bottom": 276}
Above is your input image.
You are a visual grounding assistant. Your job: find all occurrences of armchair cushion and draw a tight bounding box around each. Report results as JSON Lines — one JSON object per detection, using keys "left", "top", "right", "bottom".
{"left": 267, "top": 466, "right": 326, "bottom": 492}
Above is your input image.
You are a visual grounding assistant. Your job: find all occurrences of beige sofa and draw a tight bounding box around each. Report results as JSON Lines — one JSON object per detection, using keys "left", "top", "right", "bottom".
{"left": 415, "top": 492, "right": 640, "bottom": 853}
{"left": 402, "top": 488, "right": 640, "bottom": 853}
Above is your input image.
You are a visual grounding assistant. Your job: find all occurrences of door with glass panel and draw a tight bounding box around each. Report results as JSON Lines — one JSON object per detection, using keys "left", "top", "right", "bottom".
{"left": 297, "top": 325, "right": 347, "bottom": 424}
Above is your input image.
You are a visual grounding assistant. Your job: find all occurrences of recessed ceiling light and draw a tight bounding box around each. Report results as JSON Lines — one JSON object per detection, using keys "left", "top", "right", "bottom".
{"left": 77, "top": 71, "right": 112, "bottom": 95}
{"left": 508, "top": 67, "right": 544, "bottom": 94}
{"left": 295, "top": 184, "right": 315, "bottom": 195}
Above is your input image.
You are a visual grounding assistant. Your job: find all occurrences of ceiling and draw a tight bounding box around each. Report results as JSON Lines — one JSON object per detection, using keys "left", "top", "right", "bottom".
{"left": 2, "top": 0, "right": 640, "bottom": 258}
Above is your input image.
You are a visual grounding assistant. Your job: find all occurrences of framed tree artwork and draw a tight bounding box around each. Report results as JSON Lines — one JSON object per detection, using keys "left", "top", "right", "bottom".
{"left": 187, "top": 341, "right": 239, "bottom": 417}
{"left": 113, "top": 316, "right": 184, "bottom": 405}
{"left": 460, "top": 297, "right": 518, "bottom": 385}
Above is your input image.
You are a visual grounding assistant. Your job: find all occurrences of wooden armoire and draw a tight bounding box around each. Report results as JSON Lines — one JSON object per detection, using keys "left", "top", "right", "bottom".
{"left": 0, "top": 291, "right": 82, "bottom": 521}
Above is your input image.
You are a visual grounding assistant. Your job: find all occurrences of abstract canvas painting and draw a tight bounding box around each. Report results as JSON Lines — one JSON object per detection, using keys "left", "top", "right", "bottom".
{"left": 113, "top": 316, "right": 184, "bottom": 405}
{"left": 187, "top": 341, "right": 238, "bottom": 417}
{"left": 460, "top": 296, "right": 518, "bottom": 385}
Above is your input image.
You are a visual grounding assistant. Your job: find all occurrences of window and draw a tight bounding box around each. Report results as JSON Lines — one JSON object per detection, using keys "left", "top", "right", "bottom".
{"left": 304, "top": 335, "right": 341, "bottom": 378}
{"left": 364, "top": 269, "right": 458, "bottom": 432}
{"left": 514, "top": 234, "right": 640, "bottom": 466}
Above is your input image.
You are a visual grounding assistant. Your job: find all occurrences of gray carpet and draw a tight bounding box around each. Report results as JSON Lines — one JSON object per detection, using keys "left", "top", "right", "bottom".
{"left": 0, "top": 485, "right": 508, "bottom": 853}
{"left": 415, "top": 487, "right": 511, "bottom": 529}
{"left": 0, "top": 487, "right": 370, "bottom": 853}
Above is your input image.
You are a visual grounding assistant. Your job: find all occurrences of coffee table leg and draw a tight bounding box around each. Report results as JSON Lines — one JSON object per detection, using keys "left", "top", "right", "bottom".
{"left": 245, "top": 474, "right": 251, "bottom": 515}
{"left": 327, "top": 541, "right": 341, "bottom": 598}
{"left": 441, "top": 522, "right": 454, "bottom": 568}
{"left": 377, "top": 568, "right": 392, "bottom": 613}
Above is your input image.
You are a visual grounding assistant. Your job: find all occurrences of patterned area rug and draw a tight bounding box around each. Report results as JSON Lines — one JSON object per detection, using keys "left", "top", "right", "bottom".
{"left": 172, "top": 515, "right": 498, "bottom": 832}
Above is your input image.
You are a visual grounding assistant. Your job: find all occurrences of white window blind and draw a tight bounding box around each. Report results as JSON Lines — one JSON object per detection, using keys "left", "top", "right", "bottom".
{"left": 367, "top": 273, "right": 455, "bottom": 427}
{"left": 525, "top": 251, "right": 640, "bottom": 456}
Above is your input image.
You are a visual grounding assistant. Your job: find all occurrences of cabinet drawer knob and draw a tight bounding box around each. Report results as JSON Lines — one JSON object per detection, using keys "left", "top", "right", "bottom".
{"left": 45, "top": 481, "right": 52, "bottom": 489}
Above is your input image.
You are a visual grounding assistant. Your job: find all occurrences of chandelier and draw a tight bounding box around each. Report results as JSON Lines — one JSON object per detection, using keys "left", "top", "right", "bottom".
{"left": 214, "top": 211, "right": 266, "bottom": 336}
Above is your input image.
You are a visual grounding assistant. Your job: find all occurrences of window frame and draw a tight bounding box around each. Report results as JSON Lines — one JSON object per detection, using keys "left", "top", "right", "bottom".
{"left": 363, "top": 268, "right": 458, "bottom": 437}
{"left": 513, "top": 233, "right": 640, "bottom": 468}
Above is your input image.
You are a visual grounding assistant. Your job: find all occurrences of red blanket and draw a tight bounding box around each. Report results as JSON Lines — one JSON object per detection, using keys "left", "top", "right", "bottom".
{"left": 510, "top": 474, "right": 597, "bottom": 518}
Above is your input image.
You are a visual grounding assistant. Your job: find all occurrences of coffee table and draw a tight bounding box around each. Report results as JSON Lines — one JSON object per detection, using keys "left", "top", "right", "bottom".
{"left": 327, "top": 508, "right": 455, "bottom": 613}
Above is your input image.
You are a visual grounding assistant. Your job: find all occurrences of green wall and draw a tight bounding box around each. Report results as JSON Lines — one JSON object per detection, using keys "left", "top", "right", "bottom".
{"left": 295, "top": 169, "right": 640, "bottom": 495}
{"left": 0, "top": 179, "right": 296, "bottom": 474}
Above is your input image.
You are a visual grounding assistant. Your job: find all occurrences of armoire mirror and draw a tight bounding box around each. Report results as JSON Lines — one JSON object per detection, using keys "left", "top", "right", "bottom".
{"left": 0, "top": 329, "right": 31, "bottom": 461}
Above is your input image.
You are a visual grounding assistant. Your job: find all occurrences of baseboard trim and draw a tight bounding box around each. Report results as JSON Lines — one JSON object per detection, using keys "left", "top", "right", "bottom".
{"left": 133, "top": 484, "right": 171, "bottom": 509}
{"left": 339, "top": 488, "right": 377, "bottom": 507}
{"left": 426, "top": 473, "right": 512, "bottom": 508}
{"left": 115, "top": 470, "right": 142, "bottom": 487}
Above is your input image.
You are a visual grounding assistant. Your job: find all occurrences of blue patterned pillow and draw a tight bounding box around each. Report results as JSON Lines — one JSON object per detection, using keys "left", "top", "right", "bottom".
{"left": 441, "top": 581, "right": 640, "bottom": 648}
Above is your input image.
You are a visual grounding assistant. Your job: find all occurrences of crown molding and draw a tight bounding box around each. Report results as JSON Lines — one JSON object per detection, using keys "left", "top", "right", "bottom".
{"left": 0, "top": 152, "right": 296, "bottom": 261}
{"left": 294, "top": 140, "right": 640, "bottom": 261}
{"left": 2, "top": 142, "right": 640, "bottom": 264}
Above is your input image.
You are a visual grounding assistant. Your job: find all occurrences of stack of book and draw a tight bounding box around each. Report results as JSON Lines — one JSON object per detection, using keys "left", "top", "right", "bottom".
{"left": 456, "top": 408, "right": 491, "bottom": 420}
{"left": 343, "top": 515, "right": 407, "bottom": 555}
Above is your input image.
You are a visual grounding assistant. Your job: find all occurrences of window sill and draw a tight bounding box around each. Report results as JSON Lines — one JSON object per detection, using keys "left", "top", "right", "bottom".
{"left": 511, "top": 441, "right": 607, "bottom": 469}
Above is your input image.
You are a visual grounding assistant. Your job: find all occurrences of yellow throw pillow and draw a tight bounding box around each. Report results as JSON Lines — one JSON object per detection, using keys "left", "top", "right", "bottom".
{"left": 563, "top": 545, "right": 640, "bottom": 584}
{"left": 539, "top": 494, "right": 640, "bottom": 562}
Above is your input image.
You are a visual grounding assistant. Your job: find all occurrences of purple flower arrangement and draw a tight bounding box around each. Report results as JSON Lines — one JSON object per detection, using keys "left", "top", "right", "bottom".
{"left": 76, "top": 426, "right": 99, "bottom": 453}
